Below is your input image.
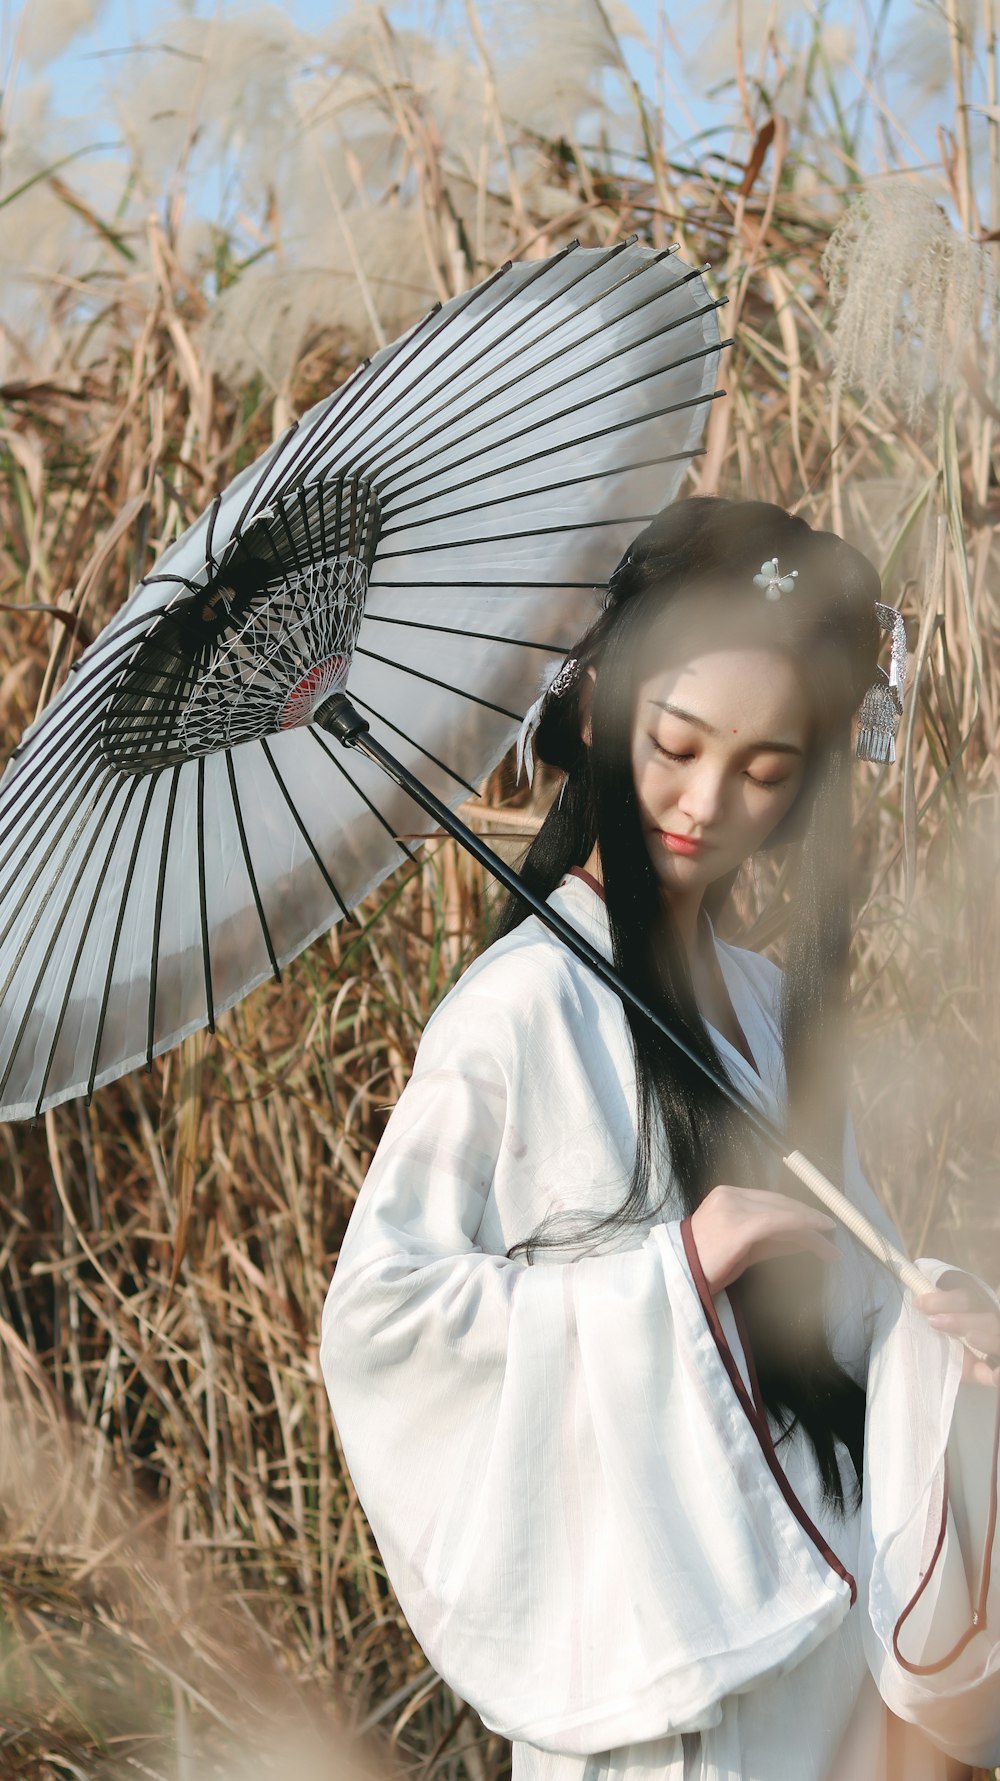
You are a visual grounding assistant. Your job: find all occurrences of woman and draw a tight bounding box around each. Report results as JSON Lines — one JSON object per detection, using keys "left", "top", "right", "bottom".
{"left": 320, "top": 497, "right": 1000, "bottom": 1780}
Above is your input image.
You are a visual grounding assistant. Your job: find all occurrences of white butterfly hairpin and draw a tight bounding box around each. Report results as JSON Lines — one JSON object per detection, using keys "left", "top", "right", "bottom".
{"left": 753, "top": 557, "right": 799, "bottom": 600}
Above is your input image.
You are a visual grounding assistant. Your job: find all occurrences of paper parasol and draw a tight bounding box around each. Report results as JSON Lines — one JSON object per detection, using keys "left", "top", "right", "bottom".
{"left": 0, "top": 238, "right": 727, "bottom": 1121}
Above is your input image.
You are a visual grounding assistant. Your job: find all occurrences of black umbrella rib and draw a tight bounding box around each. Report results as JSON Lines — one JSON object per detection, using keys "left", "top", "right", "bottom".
{"left": 286, "top": 249, "right": 584, "bottom": 496}
{"left": 307, "top": 727, "right": 419, "bottom": 863}
{"left": 258, "top": 737, "right": 354, "bottom": 924}
{"left": 3, "top": 606, "right": 181, "bottom": 780}
{"left": 225, "top": 750, "right": 282, "bottom": 986}
{"left": 263, "top": 293, "right": 453, "bottom": 500}
{"left": 75, "top": 600, "right": 202, "bottom": 671}
{"left": 270, "top": 356, "right": 371, "bottom": 499}
{"left": 92, "top": 595, "right": 194, "bottom": 638}
{"left": 388, "top": 401, "right": 715, "bottom": 506}
{"left": 379, "top": 450, "right": 707, "bottom": 535}
{"left": 0, "top": 772, "right": 131, "bottom": 1104}
{"left": 0, "top": 765, "right": 123, "bottom": 1026}
{"left": 85, "top": 772, "right": 159, "bottom": 1101}
{"left": 375, "top": 513, "right": 659, "bottom": 560}
{"left": 363, "top": 615, "right": 575, "bottom": 652}
{"left": 1, "top": 621, "right": 193, "bottom": 821}
{"left": 132, "top": 572, "right": 206, "bottom": 596}
{"left": 344, "top": 244, "right": 679, "bottom": 487}
{"left": 302, "top": 242, "right": 636, "bottom": 489}
{"left": 0, "top": 730, "right": 108, "bottom": 871}
{"left": 375, "top": 374, "right": 726, "bottom": 525}
{"left": 229, "top": 421, "right": 301, "bottom": 547}
{"left": 275, "top": 498, "right": 306, "bottom": 577}
{"left": 277, "top": 279, "right": 492, "bottom": 498}
{"left": 0, "top": 670, "right": 172, "bottom": 844}
{"left": 347, "top": 242, "right": 685, "bottom": 486}
{"left": 312, "top": 480, "right": 329, "bottom": 563}
{"left": 368, "top": 579, "right": 601, "bottom": 590}
{"left": 0, "top": 753, "right": 112, "bottom": 930}
{"left": 204, "top": 493, "right": 222, "bottom": 578}
{"left": 146, "top": 764, "right": 182, "bottom": 1069}
{"left": 374, "top": 317, "right": 730, "bottom": 495}
{"left": 269, "top": 262, "right": 506, "bottom": 500}
{"left": 347, "top": 691, "right": 480, "bottom": 798}
{"left": 352, "top": 646, "right": 523, "bottom": 721}
{"left": 369, "top": 274, "right": 718, "bottom": 488}
{"left": 32, "top": 782, "right": 147, "bottom": 1115}
{"left": 1, "top": 710, "right": 134, "bottom": 846}
{"left": 196, "top": 755, "right": 216, "bottom": 1034}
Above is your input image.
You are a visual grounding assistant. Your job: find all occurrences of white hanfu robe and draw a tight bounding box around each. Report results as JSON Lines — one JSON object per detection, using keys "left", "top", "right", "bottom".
{"left": 320, "top": 870, "right": 1000, "bottom": 1780}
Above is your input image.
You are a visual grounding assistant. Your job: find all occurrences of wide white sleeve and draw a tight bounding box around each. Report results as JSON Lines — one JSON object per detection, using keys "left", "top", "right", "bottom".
{"left": 319, "top": 976, "right": 855, "bottom": 1757}
{"left": 842, "top": 1116, "right": 1000, "bottom": 1767}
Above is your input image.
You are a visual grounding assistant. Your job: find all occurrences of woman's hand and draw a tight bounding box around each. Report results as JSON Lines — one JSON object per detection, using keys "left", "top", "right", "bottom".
{"left": 689, "top": 1183, "right": 842, "bottom": 1297}
{"left": 915, "top": 1282, "right": 1000, "bottom": 1388}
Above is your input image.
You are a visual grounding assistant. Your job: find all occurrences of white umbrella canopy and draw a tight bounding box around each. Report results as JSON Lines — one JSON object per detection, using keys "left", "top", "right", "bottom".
{"left": 0, "top": 238, "right": 728, "bottom": 1121}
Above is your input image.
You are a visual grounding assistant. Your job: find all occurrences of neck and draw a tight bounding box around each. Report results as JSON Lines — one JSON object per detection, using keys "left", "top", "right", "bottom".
{"left": 579, "top": 845, "right": 705, "bottom": 966}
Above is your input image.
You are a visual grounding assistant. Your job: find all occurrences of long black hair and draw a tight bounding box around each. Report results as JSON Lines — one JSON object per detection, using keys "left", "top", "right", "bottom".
{"left": 494, "top": 496, "right": 884, "bottom": 1515}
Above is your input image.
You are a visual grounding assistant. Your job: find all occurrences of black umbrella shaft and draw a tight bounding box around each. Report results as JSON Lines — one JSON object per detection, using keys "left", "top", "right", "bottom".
{"left": 317, "top": 692, "right": 784, "bottom": 1159}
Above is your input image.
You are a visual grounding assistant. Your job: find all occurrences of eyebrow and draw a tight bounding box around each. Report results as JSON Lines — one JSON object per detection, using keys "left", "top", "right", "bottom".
{"left": 648, "top": 699, "right": 805, "bottom": 757}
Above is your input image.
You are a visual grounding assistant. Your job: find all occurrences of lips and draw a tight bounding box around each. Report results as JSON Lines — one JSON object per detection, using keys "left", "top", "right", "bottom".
{"left": 659, "top": 831, "right": 706, "bottom": 857}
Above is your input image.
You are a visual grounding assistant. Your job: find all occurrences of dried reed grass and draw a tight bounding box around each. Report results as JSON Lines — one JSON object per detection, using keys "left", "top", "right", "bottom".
{"left": 1, "top": 2, "right": 1000, "bottom": 1777}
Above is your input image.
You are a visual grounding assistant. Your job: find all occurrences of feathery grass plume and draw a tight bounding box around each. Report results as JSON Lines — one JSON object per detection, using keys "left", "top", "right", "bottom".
{"left": 686, "top": 0, "right": 856, "bottom": 93}
{"left": 890, "top": 0, "right": 978, "bottom": 100}
{"left": 196, "top": 0, "right": 637, "bottom": 388}
{"left": 821, "top": 180, "right": 1000, "bottom": 426}
{"left": 15, "top": 0, "right": 108, "bottom": 68}
{"left": 471, "top": 0, "right": 637, "bottom": 139}
{"left": 199, "top": 217, "right": 435, "bottom": 388}
{"left": 0, "top": 79, "right": 118, "bottom": 380}
{"left": 112, "top": 7, "right": 318, "bottom": 200}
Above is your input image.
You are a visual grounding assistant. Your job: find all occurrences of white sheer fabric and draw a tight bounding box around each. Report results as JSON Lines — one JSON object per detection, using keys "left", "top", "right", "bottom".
{"left": 320, "top": 871, "right": 1000, "bottom": 1778}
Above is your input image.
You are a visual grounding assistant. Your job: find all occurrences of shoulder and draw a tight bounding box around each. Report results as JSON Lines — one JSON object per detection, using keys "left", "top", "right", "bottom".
{"left": 418, "top": 915, "right": 586, "bottom": 1068}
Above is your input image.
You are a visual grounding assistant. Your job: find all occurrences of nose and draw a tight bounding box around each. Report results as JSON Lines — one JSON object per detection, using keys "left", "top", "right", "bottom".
{"left": 676, "top": 760, "right": 726, "bottom": 831}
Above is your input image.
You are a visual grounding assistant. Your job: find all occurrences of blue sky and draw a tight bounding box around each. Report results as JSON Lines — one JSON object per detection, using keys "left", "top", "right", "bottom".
{"left": 5, "top": 0, "right": 776, "bottom": 172}
{"left": 0, "top": 1, "right": 965, "bottom": 217}
{"left": 23, "top": 0, "right": 665, "bottom": 118}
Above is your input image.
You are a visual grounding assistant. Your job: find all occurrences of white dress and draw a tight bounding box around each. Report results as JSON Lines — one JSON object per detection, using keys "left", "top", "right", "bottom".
{"left": 320, "top": 870, "right": 1000, "bottom": 1780}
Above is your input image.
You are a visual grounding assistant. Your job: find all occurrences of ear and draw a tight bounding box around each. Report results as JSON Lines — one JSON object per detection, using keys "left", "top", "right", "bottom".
{"left": 579, "top": 666, "right": 597, "bottom": 748}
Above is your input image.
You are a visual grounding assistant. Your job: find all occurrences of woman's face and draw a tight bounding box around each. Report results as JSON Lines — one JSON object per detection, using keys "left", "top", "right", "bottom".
{"left": 629, "top": 645, "right": 811, "bottom": 896}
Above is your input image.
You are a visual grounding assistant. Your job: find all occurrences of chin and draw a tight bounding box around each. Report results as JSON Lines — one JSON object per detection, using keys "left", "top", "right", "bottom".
{"left": 649, "top": 852, "right": 712, "bottom": 888}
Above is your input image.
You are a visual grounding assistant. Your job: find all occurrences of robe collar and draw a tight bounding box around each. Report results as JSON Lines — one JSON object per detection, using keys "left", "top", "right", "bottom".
{"left": 547, "top": 869, "right": 787, "bottom": 1123}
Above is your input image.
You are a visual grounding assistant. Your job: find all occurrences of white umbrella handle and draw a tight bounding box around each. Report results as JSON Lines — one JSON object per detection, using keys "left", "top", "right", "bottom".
{"left": 782, "top": 1149, "right": 994, "bottom": 1364}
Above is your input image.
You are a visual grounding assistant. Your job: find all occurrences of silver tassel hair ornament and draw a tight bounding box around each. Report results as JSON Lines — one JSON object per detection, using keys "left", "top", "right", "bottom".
{"left": 855, "top": 602, "right": 908, "bottom": 763}
{"left": 515, "top": 654, "right": 581, "bottom": 786}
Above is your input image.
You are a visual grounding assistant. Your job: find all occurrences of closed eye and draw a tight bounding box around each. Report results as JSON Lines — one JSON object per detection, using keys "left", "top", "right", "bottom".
{"left": 651, "top": 735, "right": 790, "bottom": 788}
{"left": 651, "top": 737, "right": 694, "bottom": 762}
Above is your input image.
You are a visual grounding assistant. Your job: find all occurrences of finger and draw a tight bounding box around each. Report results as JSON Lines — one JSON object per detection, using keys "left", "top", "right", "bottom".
{"left": 736, "top": 1188, "right": 837, "bottom": 1229}
{"left": 961, "top": 1352, "right": 1000, "bottom": 1389}
{"left": 767, "top": 1206, "right": 839, "bottom": 1234}
{"left": 925, "top": 1312, "right": 1000, "bottom": 1345}
{"left": 917, "top": 1289, "right": 976, "bottom": 1314}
